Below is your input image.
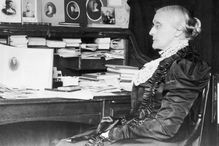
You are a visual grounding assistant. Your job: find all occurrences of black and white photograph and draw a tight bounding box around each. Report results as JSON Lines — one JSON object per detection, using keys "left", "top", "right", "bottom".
{"left": 64, "top": 0, "right": 86, "bottom": 25}
{"left": 44, "top": 2, "right": 56, "bottom": 18}
{"left": 86, "top": 0, "right": 103, "bottom": 21}
{"left": 41, "top": 0, "right": 65, "bottom": 26}
{"left": 0, "top": 0, "right": 219, "bottom": 146}
{"left": 65, "top": 1, "right": 80, "bottom": 20}
{"left": 101, "top": 7, "right": 115, "bottom": 24}
{"left": 0, "top": 0, "right": 21, "bottom": 23}
{"left": 22, "top": 0, "right": 37, "bottom": 22}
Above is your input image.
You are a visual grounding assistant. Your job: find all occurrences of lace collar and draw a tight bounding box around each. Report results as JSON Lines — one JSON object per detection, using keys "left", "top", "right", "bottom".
{"left": 133, "top": 40, "right": 189, "bottom": 86}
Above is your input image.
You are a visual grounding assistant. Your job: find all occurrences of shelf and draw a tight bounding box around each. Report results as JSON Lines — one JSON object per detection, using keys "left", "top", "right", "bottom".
{"left": 0, "top": 23, "right": 131, "bottom": 38}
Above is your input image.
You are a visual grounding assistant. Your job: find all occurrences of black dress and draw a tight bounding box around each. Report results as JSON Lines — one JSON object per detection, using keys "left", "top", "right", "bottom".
{"left": 108, "top": 46, "right": 211, "bottom": 141}
{"left": 56, "top": 46, "right": 211, "bottom": 146}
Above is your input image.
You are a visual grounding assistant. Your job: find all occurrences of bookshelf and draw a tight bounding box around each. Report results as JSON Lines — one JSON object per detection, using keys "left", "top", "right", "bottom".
{"left": 0, "top": 23, "right": 144, "bottom": 76}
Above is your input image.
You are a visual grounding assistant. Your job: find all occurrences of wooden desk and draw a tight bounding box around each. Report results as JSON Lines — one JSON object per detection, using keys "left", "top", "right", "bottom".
{"left": 0, "top": 94, "right": 130, "bottom": 125}
{"left": 0, "top": 94, "right": 130, "bottom": 146}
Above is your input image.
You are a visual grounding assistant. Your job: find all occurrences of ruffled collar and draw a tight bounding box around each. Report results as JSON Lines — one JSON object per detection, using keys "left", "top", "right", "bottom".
{"left": 133, "top": 40, "right": 190, "bottom": 86}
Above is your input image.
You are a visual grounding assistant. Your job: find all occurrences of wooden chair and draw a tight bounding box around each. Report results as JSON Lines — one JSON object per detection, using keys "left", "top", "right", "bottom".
{"left": 111, "top": 79, "right": 211, "bottom": 146}
{"left": 56, "top": 79, "right": 211, "bottom": 146}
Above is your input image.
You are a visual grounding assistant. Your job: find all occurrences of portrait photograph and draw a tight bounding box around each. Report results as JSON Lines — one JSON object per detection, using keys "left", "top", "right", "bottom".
{"left": 65, "top": 1, "right": 80, "bottom": 20}
{"left": 101, "top": 7, "right": 115, "bottom": 24}
{"left": 44, "top": 2, "right": 56, "bottom": 18}
{"left": 22, "top": 0, "right": 37, "bottom": 22}
{"left": 86, "top": 0, "right": 103, "bottom": 21}
{"left": 41, "top": 0, "right": 65, "bottom": 26}
{"left": 0, "top": 0, "right": 21, "bottom": 23}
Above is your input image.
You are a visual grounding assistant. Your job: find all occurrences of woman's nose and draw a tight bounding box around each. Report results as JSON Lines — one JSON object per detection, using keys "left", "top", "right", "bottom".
{"left": 149, "top": 27, "right": 154, "bottom": 36}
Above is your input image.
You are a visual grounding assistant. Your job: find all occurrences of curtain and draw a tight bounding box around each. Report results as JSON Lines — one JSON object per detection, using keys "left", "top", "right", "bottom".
{"left": 127, "top": 0, "right": 213, "bottom": 70}
{"left": 127, "top": 0, "right": 217, "bottom": 145}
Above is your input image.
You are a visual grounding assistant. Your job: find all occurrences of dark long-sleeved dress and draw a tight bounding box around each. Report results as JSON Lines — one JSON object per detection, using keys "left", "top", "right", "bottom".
{"left": 108, "top": 46, "right": 211, "bottom": 142}
{"left": 56, "top": 46, "right": 211, "bottom": 146}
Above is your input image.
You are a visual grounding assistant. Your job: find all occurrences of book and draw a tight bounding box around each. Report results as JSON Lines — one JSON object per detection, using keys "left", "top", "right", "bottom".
{"left": 28, "top": 37, "right": 46, "bottom": 46}
{"left": 0, "top": 0, "right": 22, "bottom": 23}
{"left": 46, "top": 40, "right": 66, "bottom": 48}
{"left": 80, "top": 72, "right": 120, "bottom": 81}
{"left": 41, "top": 0, "right": 65, "bottom": 26}
{"left": 105, "top": 64, "right": 138, "bottom": 70}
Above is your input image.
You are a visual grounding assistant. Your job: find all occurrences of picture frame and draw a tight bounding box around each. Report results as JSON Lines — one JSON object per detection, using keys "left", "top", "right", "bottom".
{"left": 101, "top": 7, "right": 115, "bottom": 25}
{"left": 41, "top": 0, "right": 65, "bottom": 26}
{"left": 0, "top": 0, "right": 22, "bottom": 23}
{"left": 64, "top": 0, "right": 87, "bottom": 27}
{"left": 22, "top": 0, "right": 38, "bottom": 22}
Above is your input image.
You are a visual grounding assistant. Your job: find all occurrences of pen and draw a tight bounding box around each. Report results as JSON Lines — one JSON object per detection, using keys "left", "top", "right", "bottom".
{"left": 44, "top": 88, "right": 81, "bottom": 92}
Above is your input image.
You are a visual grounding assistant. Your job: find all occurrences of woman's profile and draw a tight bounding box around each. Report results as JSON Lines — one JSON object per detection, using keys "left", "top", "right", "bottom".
{"left": 45, "top": 2, "right": 56, "bottom": 18}
{"left": 56, "top": 5, "right": 211, "bottom": 146}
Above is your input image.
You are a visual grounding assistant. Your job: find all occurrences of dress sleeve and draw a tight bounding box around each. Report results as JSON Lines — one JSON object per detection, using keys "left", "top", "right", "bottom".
{"left": 108, "top": 59, "right": 210, "bottom": 141}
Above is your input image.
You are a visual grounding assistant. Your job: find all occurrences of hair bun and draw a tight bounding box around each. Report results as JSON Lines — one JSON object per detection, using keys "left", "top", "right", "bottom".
{"left": 194, "top": 17, "right": 201, "bottom": 34}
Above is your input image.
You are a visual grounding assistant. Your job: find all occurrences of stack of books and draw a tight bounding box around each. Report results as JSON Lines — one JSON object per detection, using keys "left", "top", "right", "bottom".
{"left": 56, "top": 48, "right": 81, "bottom": 58}
{"left": 62, "top": 38, "right": 82, "bottom": 47}
{"left": 106, "top": 64, "right": 138, "bottom": 81}
{"left": 80, "top": 72, "right": 120, "bottom": 81}
{"left": 46, "top": 40, "right": 66, "bottom": 48}
{"left": 95, "top": 38, "right": 111, "bottom": 50}
{"left": 9, "top": 35, "right": 28, "bottom": 47}
{"left": 106, "top": 64, "right": 139, "bottom": 91}
{"left": 28, "top": 37, "right": 47, "bottom": 47}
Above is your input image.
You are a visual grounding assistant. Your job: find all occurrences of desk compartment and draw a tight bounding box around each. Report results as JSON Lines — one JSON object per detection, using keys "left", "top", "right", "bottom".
{"left": 107, "top": 100, "right": 131, "bottom": 118}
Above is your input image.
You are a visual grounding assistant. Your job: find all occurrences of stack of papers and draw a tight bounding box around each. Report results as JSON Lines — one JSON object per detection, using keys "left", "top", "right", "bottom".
{"left": 28, "top": 37, "right": 47, "bottom": 46}
{"left": 9, "top": 35, "right": 28, "bottom": 47}
{"left": 62, "top": 38, "right": 82, "bottom": 47}
{"left": 56, "top": 48, "right": 81, "bottom": 57}
{"left": 46, "top": 40, "right": 66, "bottom": 48}
{"left": 0, "top": 86, "right": 93, "bottom": 100}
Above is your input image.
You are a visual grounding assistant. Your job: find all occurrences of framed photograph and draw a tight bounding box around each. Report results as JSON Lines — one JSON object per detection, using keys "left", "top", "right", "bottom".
{"left": 101, "top": 7, "right": 115, "bottom": 25}
{"left": 41, "top": 0, "right": 65, "bottom": 26}
{"left": 86, "top": 0, "right": 107, "bottom": 26}
{"left": 0, "top": 0, "right": 22, "bottom": 23}
{"left": 64, "top": 0, "right": 87, "bottom": 27}
{"left": 22, "top": 0, "right": 37, "bottom": 22}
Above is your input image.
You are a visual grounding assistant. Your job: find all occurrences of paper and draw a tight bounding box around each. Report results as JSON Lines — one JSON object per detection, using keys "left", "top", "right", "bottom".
{"left": 0, "top": 44, "right": 54, "bottom": 90}
{"left": 107, "top": 0, "right": 122, "bottom": 7}
{"left": 0, "top": 87, "right": 93, "bottom": 100}
{"left": 60, "top": 76, "right": 79, "bottom": 86}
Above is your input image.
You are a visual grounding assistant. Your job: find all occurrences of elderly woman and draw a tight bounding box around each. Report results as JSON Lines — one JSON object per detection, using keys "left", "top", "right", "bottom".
{"left": 56, "top": 5, "right": 210, "bottom": 146}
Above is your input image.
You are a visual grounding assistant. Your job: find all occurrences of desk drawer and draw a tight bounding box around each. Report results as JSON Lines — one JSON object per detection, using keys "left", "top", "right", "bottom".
{"left": 107, "top": 100, "right": 131, "bottom": 118}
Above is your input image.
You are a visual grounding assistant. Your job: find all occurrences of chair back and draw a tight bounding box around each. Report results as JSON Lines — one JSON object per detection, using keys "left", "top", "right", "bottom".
{"left": 184, "top": 78, "right": 211, "bottom": 146}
